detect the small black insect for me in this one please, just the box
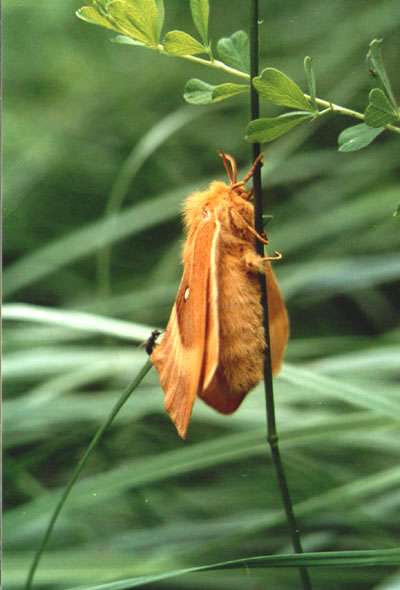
[144,329,161,355]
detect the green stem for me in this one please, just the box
[25,359,153,590]
[156,45,250,79]
[249,2,312,589]
[316,99,365,121]
[315,98,400,133]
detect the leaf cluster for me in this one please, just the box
[77,0,211,55]
[246,39,400,150]
[77,1,400,152]
[77,0,250,100]
[338,39,400,151]
[77,0,164,47]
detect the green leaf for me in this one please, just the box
[154,0,165,41]
[253,68,313,111]
[364,88,399,128]
[183,79,248,104]
[104,0,160,46]
[212,83,249,101]
[112,34,145,46]
[367,39,397,109]
[338,123,384,152]
[83,0,107,10]
[262,214,273,229]
[163,30,207,56]
[57,549,400,589]
[393,204,400,217]
[184,79,215,104]
[77,0,161,45]
[190,0,209,46]
[125,0,160,45]
[76,6,116,32]
[246,112,312,143]
[217,30,250,73]
[304,56,317,112]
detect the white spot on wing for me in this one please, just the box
[184,287,190,300]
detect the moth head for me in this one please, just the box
[183,152,264,233]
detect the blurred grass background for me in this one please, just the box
[3,1,400,589]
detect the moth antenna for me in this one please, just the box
[242,152,264,185]
[261,251,283,261]
[217,150,238,184]
[230,152,264,198]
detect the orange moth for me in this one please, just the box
[151,152,289,438]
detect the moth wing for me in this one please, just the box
[266,262,289,374]
[151,219,220,438]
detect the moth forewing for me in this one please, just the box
[151,217,220,438]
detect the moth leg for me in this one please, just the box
[243,250,266,273]
[260,251,282,261]
[244,249,282,272]
[245,223,269,244]
[243,224,282,261]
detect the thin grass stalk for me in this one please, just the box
[25,359,153,590]
[249,2,312,589]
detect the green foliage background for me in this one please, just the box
[3,1,400,589]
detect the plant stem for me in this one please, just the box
[25,359,153,590]
[249,2,312,589]
[157,45,250,79]
[314,97,400,133]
